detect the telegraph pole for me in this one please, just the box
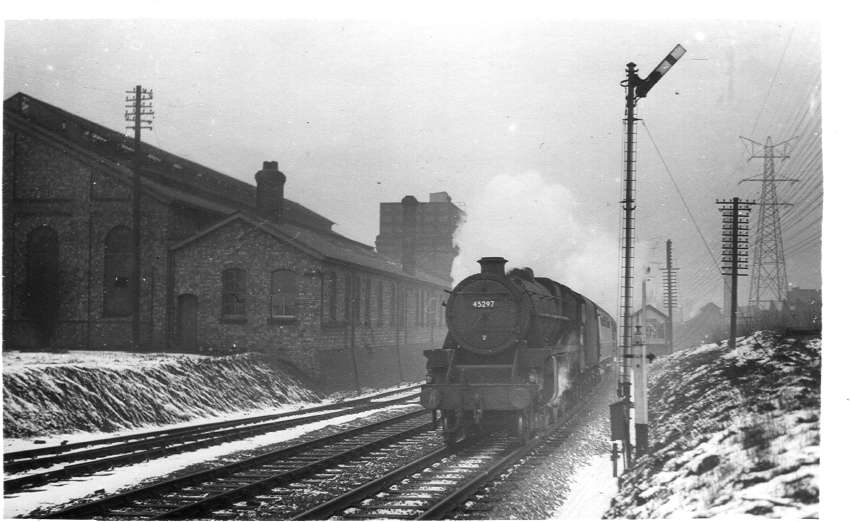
[661,239,678,353]
[125,86,153,348]
[612,44,685,471]
[716,198,754,346]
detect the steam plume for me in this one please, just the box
[451,171,618,314]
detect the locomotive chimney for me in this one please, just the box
[255,161,286,220]
[401,195,419,274]
[477,257,508,277]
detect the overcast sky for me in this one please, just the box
[3,16,824,316]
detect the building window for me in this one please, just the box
[364,278,372,325]
[344,273,353,323]
[222,268,247,319]
[376,281,384,326]
[350,275,361,324]
[324,271,338,323]
[25,226,60,334]
[401,289,410,327]
[271,269,297,319]
[427,296,438,326]
[416,290,426,326]
[389,282,397,326]
[103,226,133,317]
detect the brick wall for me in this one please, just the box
[3,126,210,350]
[172,217,449,389]
[4,120,449,391]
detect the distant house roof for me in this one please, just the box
[700,302,722,313]
[3,92,334,233]
[630,304,668,321]
[171,212,450,287]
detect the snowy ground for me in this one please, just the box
[1,349,421,517]
[3,350,323,438]
[3,404,418,518]
[605,331,821,518]
[4,332,823,519]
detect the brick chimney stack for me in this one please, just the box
[255,161,286,220]
[401,195,419,275]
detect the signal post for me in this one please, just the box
[611,44,685,472]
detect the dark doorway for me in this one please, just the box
[176,294,198,352]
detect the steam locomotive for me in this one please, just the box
[420,257,616,444]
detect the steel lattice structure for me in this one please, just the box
[739,136,797,310]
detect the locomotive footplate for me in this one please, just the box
[420,383,538,411]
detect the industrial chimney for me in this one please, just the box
[255,161,286,220]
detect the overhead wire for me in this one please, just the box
[641,120,721,273]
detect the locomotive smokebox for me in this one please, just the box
[477,257,508,277]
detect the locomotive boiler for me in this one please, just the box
[420,256,616,444]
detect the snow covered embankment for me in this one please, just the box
[3,351,320,438]
[605,332,820,518]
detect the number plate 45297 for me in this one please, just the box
[472,300,496,308]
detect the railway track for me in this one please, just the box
[4,385,420,494]
[36,377,609,520]
[41,409,439,520]
[291,376,612,520]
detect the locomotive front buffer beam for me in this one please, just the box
[420,383,537,411]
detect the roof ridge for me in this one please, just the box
[4,92,334,231]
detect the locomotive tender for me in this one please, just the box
[420,256,616,444]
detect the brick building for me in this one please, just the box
[375,192,464,281]
[3,93,454,390]
[783,287,822,331]
[631,304,671,358]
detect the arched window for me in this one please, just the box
[26,226,60,328]
[222,268,247,318]
[271,269,297,318]
[103,226,133,317]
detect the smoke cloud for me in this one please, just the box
[451,171,619,314]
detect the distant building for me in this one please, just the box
[375,192,464,282]
[679,302,724,347]
[783,287,822,332]
[631,304,671,358]
[3,92,454,390]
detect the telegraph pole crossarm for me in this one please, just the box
[716,198,755,346]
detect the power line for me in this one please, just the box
[641,120,720,272]
[749,27,796,137]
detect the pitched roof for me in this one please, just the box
[172,212,450,287]
[3,92,334,233]
[631,304,668,320]
[5,92,450,288]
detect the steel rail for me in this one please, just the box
[156,419,434,519]
[44,409,429,520]
[291,445,456,520]
[5,384,420,464]
[5,393,420,493]
[418,376,610,519]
